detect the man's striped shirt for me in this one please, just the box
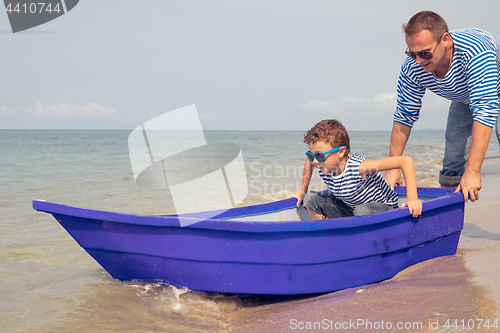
[394,28,500,128]
[318,153,399,209]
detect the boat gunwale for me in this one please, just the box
[32,187,464,232]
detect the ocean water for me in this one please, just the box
[0,129,466,332]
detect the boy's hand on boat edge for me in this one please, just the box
[401,199,422,217]
[287,190,306,208]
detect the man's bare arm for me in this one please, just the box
[457,121,492,202]
[384,122,412,188]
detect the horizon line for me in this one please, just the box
[0,128,447,132]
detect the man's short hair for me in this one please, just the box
[403,11,448,40]
[304,119,350,155]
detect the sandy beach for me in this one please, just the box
[229,144,500,333]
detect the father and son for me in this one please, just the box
[288,11,500,219]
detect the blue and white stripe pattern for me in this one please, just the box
[319,153,399,209]
[394,28,500,128]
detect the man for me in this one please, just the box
[385,11,500,202]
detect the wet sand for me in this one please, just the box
[229,145,500,333]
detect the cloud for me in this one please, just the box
[300,92,450,130]
[372,93,397,105]
[300,100,331,112]
[300,93,397,114]
[199,112,221,121]
[0,102,117,119]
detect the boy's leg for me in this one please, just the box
[303,191,353,219]
[353,202,394,216]
[439,101,473,187]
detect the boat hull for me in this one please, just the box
[84,233,459,295]
[33,187,464,295]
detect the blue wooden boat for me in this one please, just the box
[32,187,464,295]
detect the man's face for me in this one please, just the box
[405,30,448,74]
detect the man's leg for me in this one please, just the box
[303,191,353,219]
[439,101,473,187]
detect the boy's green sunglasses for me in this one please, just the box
[305,145,347,163]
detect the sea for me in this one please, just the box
[0,129,492,332]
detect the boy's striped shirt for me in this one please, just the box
[318,153,399,209]
[394,28,500,128]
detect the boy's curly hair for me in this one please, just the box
[304,119,350,154]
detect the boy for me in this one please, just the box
[288,119,422,219]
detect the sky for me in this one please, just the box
[1,0,499,131]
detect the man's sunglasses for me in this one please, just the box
[405,33,444,60]
[305,145,347,163]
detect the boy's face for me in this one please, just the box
[307,140,346,175]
